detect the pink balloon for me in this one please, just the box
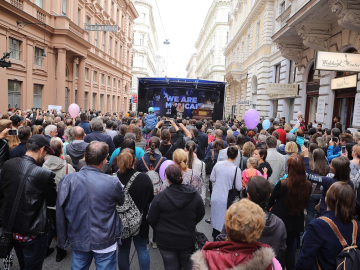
[68,103,80,118]
[159,160,175,181]
[244,109,260,129]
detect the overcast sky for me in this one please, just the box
[151,0,213,78]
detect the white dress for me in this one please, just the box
[210,160,242,232]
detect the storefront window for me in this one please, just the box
[308,96,318,124]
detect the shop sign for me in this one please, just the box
[132,95,138,103]
[353,93,360,127]
[316,97,326,123]
[265,83,298,99]
[237,100,251,105]
[331,75,358,90]
[84,24,119,32]
[315,51,360,72]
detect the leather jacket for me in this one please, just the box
[0,139,9,169]
[56,165,124,251]
[0,155,57,235]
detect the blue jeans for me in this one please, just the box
[117,234,150,270]
[305,194,321,229]
[13,233,48,270]
[71,249,117,270]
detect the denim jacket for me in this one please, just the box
[56,165,124,251]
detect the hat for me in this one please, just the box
[26,109,31,113]
[286,133,296,142]
[148,107,155,113]
[27,135,55,154]
[10,114,21,124]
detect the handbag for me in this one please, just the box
[0,165,34,258]
[227,167,240,209]
[116,172,142,239]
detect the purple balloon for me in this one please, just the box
[159,160,175,181]
[244,109,260,129]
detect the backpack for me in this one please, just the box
[317,217,360,270]
[205,150,215,175]
[142,156,163,195]
[116,172,142,239]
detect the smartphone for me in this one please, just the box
[164,120,170,126]
[332,137,338,143]
[8,129,18,136]
[342,146,346,154]
[304,141,309,148]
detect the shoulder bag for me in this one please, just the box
[227,167,240,209]
[0,165,34,258]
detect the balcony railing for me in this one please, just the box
[10,0,23,9]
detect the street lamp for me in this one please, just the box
[17,20,47,57]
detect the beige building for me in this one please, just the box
[185,53,197,79]
[0,0,137,113]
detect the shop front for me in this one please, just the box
[305,64,320,125]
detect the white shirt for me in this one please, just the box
[92,243,117,254]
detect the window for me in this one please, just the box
[85,67,89,80]
[255,22,260,49]
[108,76,110,85]
[121,15,125,29]
[9,38,21,60]
[34,47,44,66]
[36,0,43,8]
[111,1,114,18]
[115,41,117,60]
[113,78,116,87]
[84,92,88,110]
[62,0,67,15]
[118,80,120,88]
[140,34,145,46]
[274,64,281,83]
[116,9,119,25]
[104,0,107,12]
[92,93,96,109]
[78,9,81,25]
[93,71,97,82]
[100,94,103,111]
[120,45,122,62]
[247,34,251,57]
[86,16,91,42]
[76,64,78,77]
[280,1,285,15]
[289,60,297,84]
[107,95,109,111]
[141,13,146,23]
[95,28,98,47]
[102,31,106,51]
[139,55,144,67]
[101,74,104,84]
[112,95,115,111]
[75,90,77,104]
[127,50,130,66]
[109,36,112,56]
[33,84,42,108]
[241,42,245,62]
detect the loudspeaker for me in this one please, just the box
[213,103,223,121]
[137,99,147,114]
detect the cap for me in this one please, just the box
[10,115,21,124]
[26,109,31,113]
[207,129,212,133]
[27,135,55,154]
[148,107,155,113]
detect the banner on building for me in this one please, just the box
[331,74,358,90]
[237,100,251,105]
[315,51,360,72]
[48,105,62,113]
[265,83,298,99]
[353,93,360,127]
[84,24,119,32]
[316,97,326,123]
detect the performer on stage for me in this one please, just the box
[176,103,184,119]
[171,102,177,118]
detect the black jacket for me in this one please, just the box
[0,139,9,169]
[113,134,125,149]
[117,169,154,238]
[0,155,56,235]
[147,184,205,251]
[196,130,208,160]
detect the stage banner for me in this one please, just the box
[145,88,220,118]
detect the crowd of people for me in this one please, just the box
[0,107,360,270]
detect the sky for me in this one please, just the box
[151,0,213,78]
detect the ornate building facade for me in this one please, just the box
[0,0,137,112]
[194,0,230,82]
[272,0,360,130]
[130,0,159,97]
[186,53,197,79]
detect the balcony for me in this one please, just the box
[226,62,242,74]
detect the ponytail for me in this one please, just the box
[180,161,187,171]
[185,140,196,169]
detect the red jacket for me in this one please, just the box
[275,128,287,145]
[192,241,275,270]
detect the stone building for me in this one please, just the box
[186,53,197,79]
[0,0,137,112]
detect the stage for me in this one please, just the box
[137,77,226,120]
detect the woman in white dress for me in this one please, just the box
[210,145,242,240]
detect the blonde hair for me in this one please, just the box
[247,157,258,169]
[285,142,298,154]
[173,149,188,171]
[316,137,326,148]
[260,129,269,136]
[225,199,265,243]
[353,145,360,166]
[8,134,20,150]
[284,123,292,133]
[242,141,255,157]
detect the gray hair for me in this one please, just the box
[44,125,57,135]
[227,130,233,136]
[64,127,74,142]
[258,134,266,143]
[124,132,136,141]
[90,118,104,131]
[85,141,109,166]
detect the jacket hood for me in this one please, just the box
[277,144,286,155]
[262,212,280,237]
[43,155,66,171]
[164,184,197,209]
[66,142,88,158]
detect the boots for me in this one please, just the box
[56,246,67,262]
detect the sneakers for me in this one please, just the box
[150,239,157,249]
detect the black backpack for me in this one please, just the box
[318,217,360,270]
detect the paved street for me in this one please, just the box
[7,198,212,270]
